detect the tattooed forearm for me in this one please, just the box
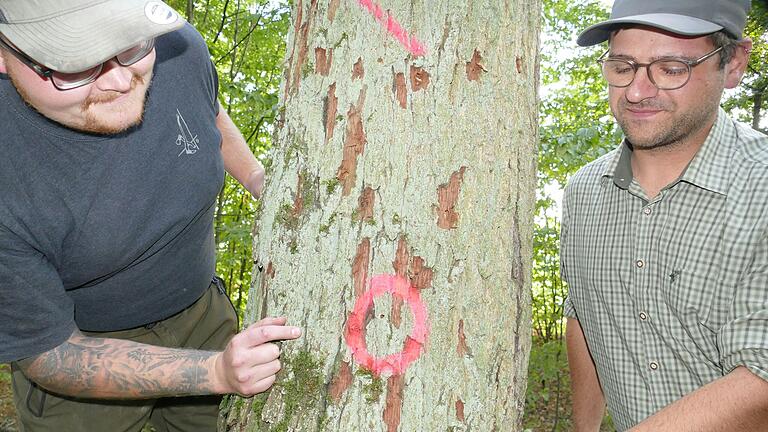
[17,330,220,399]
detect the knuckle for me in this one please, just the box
[229,336,243,350]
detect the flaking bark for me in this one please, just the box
[219,0,540,430]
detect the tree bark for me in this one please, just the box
[186,0,195,24]
[753,89,764,132]
[219,0,540,430]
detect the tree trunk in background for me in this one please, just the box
[220,0,540,430]
[753,89,764,132]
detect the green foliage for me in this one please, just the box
[539,0,619,189]
[722,2,768,132]
[534,3,618,347]
[528,1,768,430]
[523,340,615,431]
[163,0,290,316]
[533,0,768,344]
[524,339,569,431]
[532,205,565,342]
[156,1,766,429]
[534,0,613,344]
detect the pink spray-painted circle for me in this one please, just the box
[344,274,429,377]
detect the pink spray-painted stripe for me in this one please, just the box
[355,0,428,57]
[345,274,429,376]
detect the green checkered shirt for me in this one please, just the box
[561,109,768,431]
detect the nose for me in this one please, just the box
[624,66,658,103]
[94,59,133,92]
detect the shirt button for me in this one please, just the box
[636,260,645,268]
[639,311,648,321]
[649,361,659,371]
[643,207,652,216]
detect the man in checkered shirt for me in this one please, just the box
[561,0,768,430]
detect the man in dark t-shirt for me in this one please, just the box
[0,1,301,430]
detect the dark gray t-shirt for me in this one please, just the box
[0,23,224,363]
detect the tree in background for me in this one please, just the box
[160,1,765,431]
[526,3,616,428]
[219,0,541,430]
[526,1,767,430]
[533,0,614,345]
[533,0,768,350]
[723,1,767,133]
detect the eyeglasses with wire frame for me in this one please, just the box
[0,36,156,91]
[597,46,723,91]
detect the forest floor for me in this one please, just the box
[0,340,613,431]
[523,338,615,431]
[0,365,16,432]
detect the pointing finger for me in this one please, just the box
[253,316,288,327]
[241,324,302,347]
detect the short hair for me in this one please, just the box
[708,30,741,69]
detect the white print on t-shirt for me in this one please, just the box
[176,109,200,157]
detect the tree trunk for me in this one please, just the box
[186,0,195,24]
[753,89,764,132]
[219,0,540,430]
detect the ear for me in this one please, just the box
[723,39,753,89]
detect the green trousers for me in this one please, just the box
[12,279,239,432]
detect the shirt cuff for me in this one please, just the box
[563,296,577,319]
[721,348,768,382]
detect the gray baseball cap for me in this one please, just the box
[0,0,184,73]
[577,0,752,46]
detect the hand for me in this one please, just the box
[213,317,302,396]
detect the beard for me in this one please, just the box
[9,70,150,135]
[614,97,720,152]
[80,73,149,135]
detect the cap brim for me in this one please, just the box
[576,13,723,46]
[0,0,184,73]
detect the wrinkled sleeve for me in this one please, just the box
[718,230,768,382]
[0,225,75,363]
[561,185,578,320]
[206,59,220,114]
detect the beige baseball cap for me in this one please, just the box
[0,0,184,73]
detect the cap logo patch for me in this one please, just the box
[144,2,179,25]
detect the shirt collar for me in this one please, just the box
[599,141,632,189]
[602,108,735,195]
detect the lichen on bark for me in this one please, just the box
[222,0,540,430]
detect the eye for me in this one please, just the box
[655,61,688,76]
[605,60,633,75]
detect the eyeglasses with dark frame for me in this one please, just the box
[0,36,155,91]
[597,46,723,91]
